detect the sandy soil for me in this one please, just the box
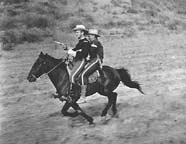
[0,32,186,144]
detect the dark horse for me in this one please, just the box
[27,52,144,124]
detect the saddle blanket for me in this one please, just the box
[88,70,100,83]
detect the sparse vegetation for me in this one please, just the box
[127,7,138,14]
[0,0,29,5]
[0,0,56,50]
[2,1,186,144]
[2,0,186,51]
[69,18,84,30]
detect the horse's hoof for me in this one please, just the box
[51,93,59,98]
[112,113,119,118]
[100,114,111,124]
[77,98,87,104]
[89,121,95,126]
[89,123,96,128]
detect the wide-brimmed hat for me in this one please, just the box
[88,29,100,37]
[73,25,88,32]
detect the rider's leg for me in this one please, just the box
[70,59,86,100]
[71,59,86,84]
[78,85,87,103]
[97,57,105,81]
[78,58,99,103]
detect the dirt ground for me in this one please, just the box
[1,31,186,144]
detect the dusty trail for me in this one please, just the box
[1,33,186,144]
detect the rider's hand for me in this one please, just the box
[63,44,68,50]
[67,49,76,57]
[68,55,74,61]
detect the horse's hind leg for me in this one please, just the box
[61,102,79,117]
[101,92,114,117]
[111,92,118,116]
[71,103,94,124]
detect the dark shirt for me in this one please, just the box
[72,38,90,60]
[89,39,104,61]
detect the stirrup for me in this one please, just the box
[52,93,60,98]
[77,97,87,104]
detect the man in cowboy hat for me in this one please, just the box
[67,24,91,103]
[79,28,104,102]
[87,29,104,62]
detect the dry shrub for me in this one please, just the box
[104,21,116,29]
[83,14,94,23]
[158,15,170,25]
[26,2,59,16]
[123,27,136,37]
[140,1,156,10]
[58,13,73,21]
[117,20,134,27]
[1,0,29,5]
[1,2,55,50]
[1,16,18,30]
[104,20,133,29]
[6,8,20,16]
[1,13,54,30]
[166,20,181,31]
[69,19,84,29]
[78,8,85,14]
[111,0,121,7]
[127,8,138,14]
[145,9,158,17]
[1,27,52,48]
[60,0,68,5]
[21,27,51,42]
[23,13,54,29]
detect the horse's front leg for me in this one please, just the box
[71,102,94,124]
[61,102,79,117]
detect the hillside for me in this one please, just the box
[1,0,186,50]
[1,0,186,144]
[52,0,186,38]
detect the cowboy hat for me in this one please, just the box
[88,29,100,37]
[73,25,88,32]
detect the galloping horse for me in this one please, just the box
[27,52,144,124]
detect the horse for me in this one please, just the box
[27,52,144,124]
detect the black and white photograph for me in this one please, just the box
[0,0,186,144]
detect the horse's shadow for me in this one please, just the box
[47,101,106,118]
[48,111,62,118]
[47,98,133,125]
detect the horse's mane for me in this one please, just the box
[45,54,62,62]
[40,53,66,68]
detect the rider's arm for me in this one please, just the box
[76,42,89,59]
[97,42,104,62]
[72,40,90,59]
[67,49,76,57]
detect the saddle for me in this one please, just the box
[66,58,103,85]
[77,70,100,84]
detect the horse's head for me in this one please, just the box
[27,52,49,82]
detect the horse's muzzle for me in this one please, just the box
[27,74,37,82]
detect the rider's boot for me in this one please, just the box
[52,91,60,98]
[78,85,87,104]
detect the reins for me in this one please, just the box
[33,41,69,80]
[33,58,66,80]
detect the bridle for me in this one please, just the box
[32,57,68,80]
[32,41,69,80]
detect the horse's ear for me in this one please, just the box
[40,52,44,56]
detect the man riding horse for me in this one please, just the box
[79,29,104,102]
[27,25,144,123]
[67,25,104,103]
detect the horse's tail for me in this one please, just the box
[116,68,144,94]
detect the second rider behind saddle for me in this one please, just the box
[67,25,104,103]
